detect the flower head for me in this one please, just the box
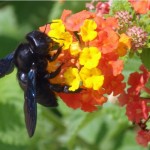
[39,9,125,112]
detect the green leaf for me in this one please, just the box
[110,0,132,15]
[139,12,150,32]
[0,141,26,150]
[140,48,150,71]
[48,1,88,21]
[123,54,142,82]
[0,70,28,146]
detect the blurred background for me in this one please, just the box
[0,1,148,150]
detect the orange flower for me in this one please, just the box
[104,17,118,29]
[129,0,150,14]
[109,60,124,76]
[115,33,131,57]
[39,24,50,34]
[90,28,119,54]
[61,10,95,31]
[94,16,118,31]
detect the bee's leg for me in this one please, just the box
[44,64,62,79]
[47,46,62,62]
[48,83,81,93]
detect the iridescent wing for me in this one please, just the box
[24,63,37,137]
[0,52,15,78]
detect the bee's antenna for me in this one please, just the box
[51,37,65,41]
[43,24,48,33]
[43,23,49,34]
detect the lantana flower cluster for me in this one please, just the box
[40,10,128,112]
[39,0,150,147]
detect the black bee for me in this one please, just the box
[0,30,77,137]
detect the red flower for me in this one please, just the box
[136,130,150,147]
[103,74,125,96]
[119,65,150,145]
[58,92,81,109]
[118,92,129,106]
[119,92,149,124]
[96,2,110,17]
[126,98,149,123]
[58,89,107,112]
[127,65,150,95]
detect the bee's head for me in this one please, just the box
[26,30,53,56]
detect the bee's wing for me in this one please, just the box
[0,52,15,78]
[24,63,37,137]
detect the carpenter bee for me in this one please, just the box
[0,30,77,137]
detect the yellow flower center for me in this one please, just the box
[64,67,81,91]
[79,47,101,69]
[80,19,97,42]
[79,67,104,90]
[48,19,72,50]
[70,42,81,56]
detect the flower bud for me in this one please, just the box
[126,26,148,51]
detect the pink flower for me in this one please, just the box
[96,2,110,17]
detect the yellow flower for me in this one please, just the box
[60,32,73,50]
[70,42,81,56]
[116,33,131,56]
[49,19,65,34]
[48,19,72,50]
[79,67,104,90]
[64,67,81,91]
[79,47,101,69]
[80,19,97,42]
[48,21,64,44]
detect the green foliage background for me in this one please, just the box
[0,1,148,150]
